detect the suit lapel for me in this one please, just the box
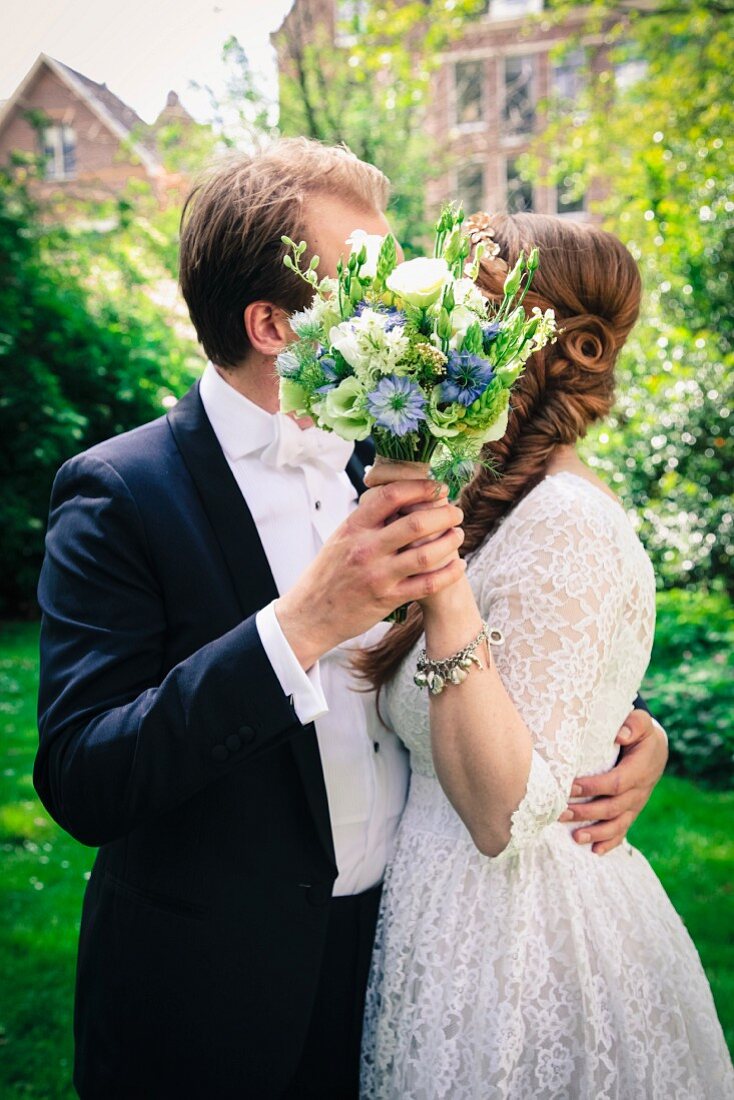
[346,437,375,497]
[167,383,336,872]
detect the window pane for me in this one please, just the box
[42,126,61,180]
[456,163,485,217]
[503,55,535,136]
[61,125,76,177]
[455,60,484,126]
[506,158,533,213]
[551,48,586,103]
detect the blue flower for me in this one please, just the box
[315,356,341,395]
[354,300,408,332]
[439,351,495,407]
[482,322,502,352]
[367,375,427,436]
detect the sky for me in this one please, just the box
[0,0,294,123]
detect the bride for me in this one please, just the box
[358,213,734,1099]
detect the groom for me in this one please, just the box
[35,138,668,1099]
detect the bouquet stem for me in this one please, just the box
[369,454,437,624]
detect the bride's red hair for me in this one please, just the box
[357,211,642,693]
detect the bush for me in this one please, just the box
[0,169,201,615]
[644,587,733,787]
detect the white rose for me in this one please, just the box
[386,257,450,309]
[346,229,385,279]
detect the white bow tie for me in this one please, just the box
[259,413,354,474]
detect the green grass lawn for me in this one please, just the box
[1,621,732,1098]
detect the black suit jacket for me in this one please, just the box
[35,382,374,1099]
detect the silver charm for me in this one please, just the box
[414,621,500,695]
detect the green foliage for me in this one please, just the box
[276,0,488,248]
[0,168,201,614]
[642,587,734,786]
[532,0,734,593]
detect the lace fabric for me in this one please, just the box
[361,472,734,1099]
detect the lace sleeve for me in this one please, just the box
[476,488,630,860]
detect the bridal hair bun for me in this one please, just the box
[555,314,618,371]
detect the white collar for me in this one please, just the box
[199,361,281,461]
[199,362,354,473]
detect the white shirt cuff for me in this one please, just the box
[255,601,329,725]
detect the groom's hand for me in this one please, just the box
[559,709,668,855]
[275,479,465,671]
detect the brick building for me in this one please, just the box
[0,54,193,204]
[273,0,623,220]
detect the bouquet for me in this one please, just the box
[276,204,556,496]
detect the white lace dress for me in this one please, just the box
[361,472,734,1100]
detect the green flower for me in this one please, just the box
[425,384,467,439]
[463,383,510,442]
[315,376,373,441]
[279,378,310,416]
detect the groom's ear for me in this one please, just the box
[243,301,292,357]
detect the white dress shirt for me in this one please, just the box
[199,363,409,896]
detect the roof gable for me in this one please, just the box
[0,53,162,175]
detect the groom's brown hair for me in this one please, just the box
[179,138,390,368]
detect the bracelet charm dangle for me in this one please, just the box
[414,623,504,695]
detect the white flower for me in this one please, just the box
[386,257,450,309]
[329,309,410,381]
[452,277,488,316]
[449,304,479,348]
[290,292,341,338]
[346,229,385,279]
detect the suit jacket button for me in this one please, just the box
[237,725,256,744]
[211,744,228,762]
[225,733,242,752]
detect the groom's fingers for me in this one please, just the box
[396,556,467,603]
[392,525,465,579]
[357,480,448,528]
[615,707,653,746]
[379,503,464,554]
[569,814,634,856]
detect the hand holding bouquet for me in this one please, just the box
[276,204,556,497]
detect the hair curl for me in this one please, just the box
[358,212,642,694]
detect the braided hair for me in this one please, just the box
[357,211,642,693]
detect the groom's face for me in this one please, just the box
[302,194,399,280]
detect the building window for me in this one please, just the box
[456,163,485,217]
[454,59,484,127]
[488,0,542,18]
[551,48,587,104]
[506,158,533,213]
[42,124,76,180]
[556,172,586,216]
[503,55,535,137]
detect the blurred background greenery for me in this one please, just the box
[0,0,731,1094]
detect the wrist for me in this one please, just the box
[274,593,335,672]
[421,574,477,626]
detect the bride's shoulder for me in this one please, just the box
[470,471,646,571]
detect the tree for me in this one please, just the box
[530,0,734,592]
[0,162,201,613]
[275,0,487,247]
